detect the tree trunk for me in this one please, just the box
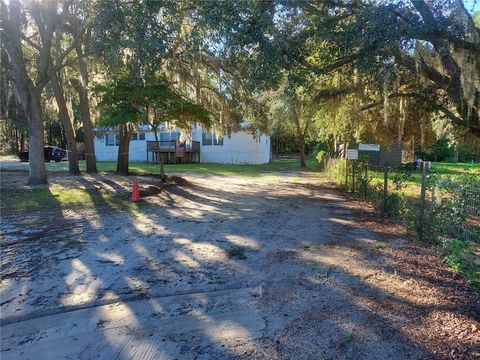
[10,81,47,184]
[14,128,19,153]
[299,133,306,168]
[51,74,80,175]
[2,0,69,185]
[343,136,349,159]
[71,30,97,173]
[152,126,166,181]
[20,131,26,152]
[147,106,166,181]
[71,73,97,173]
[79,89,97,173]
[116,124,132,175]
[26,89,47,185]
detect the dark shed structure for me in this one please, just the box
[358,142,403,166]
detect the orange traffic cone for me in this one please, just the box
[131,177,140,202]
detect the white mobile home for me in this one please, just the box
[94,124,271,165]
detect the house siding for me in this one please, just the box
[94,127,271,165]
[94,132,156,162]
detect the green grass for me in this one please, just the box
[363,162,480,196]
[430,162,480,175]
[0,188,141,213]
[43,158,313,176]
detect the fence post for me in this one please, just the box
[364,161,368,200]
[383,163,388,214]
[345,159,348,190]
[418,163,428,242]
[352,161,356,193]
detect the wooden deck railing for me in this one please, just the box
[146,140,200,152]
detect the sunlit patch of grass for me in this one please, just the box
[42,159,315,177]
[0,187,135,213]
[367,162,480,194]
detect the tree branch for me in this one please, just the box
[20,34,41,52]
[360,91,468,129]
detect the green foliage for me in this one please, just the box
[202,0,480,137]
[315,151,328,171]
[92,0,183,74]
[426,171,480,242]
[421,138,455,162]
[442,239,479,289]
[324,158,347,185]
[93,72,211,128]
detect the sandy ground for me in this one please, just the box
[0,155,28,170]
[1,171,479,359]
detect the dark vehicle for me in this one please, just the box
[19,146,66,163]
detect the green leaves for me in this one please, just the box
[92,0,182,74]
[93,72,211,128]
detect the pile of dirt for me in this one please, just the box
[169,175,190,186]
[139,185,162,197]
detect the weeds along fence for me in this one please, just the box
[324,157,480,288]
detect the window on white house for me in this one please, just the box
[160,132,170,142]
[105,134,115,146]
[130,132,145,141]
[213,134,223,146]
[202,132,213,146]
[203,131,223,146]
[171,132,180,141]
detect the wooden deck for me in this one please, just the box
[146,140,200,164]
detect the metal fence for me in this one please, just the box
[464,188,480,220]
[325,158,480,244]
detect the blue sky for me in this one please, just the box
[463,0,479,13]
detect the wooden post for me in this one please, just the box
[383,163,388,214]
[345,159,348,190]
[364,161,368,200]
[352,161,356,193]
[418,163,428,242]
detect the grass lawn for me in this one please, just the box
[44,158,315,176]
[429,162,480,175]
[365,162,480,195]
[0,187,144,214]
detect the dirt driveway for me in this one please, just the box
[1,172,479,359]
[0,155,28,170]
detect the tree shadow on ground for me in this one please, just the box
[1,173,479,359]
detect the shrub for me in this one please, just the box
[442,238,480,289]
[316,151,327,171]
[325,158,346,184]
